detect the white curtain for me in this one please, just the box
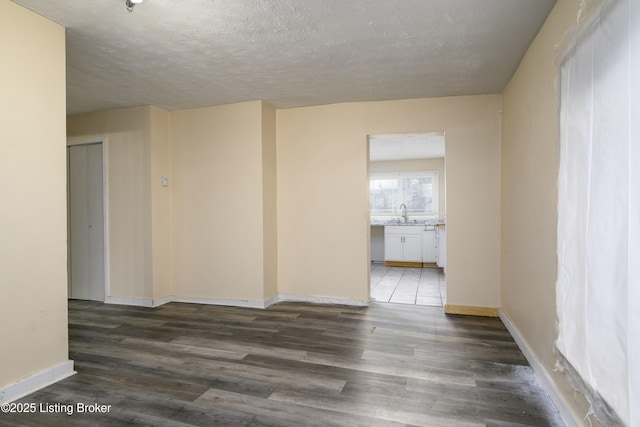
[556,0,639,425]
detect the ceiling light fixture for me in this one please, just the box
[125,0,143,13]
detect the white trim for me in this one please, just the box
[105,296,154,307]
[499,310,581,427]
[0,361,75,404]
[104,296,175,308]
[151,295,174,307]
[267,294,370,308]
[171,296,268,309]
[264,294,281,307]
[105,295,268,309]
[102,139,111,301]
[103,294,370,310]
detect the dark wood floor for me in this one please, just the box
[1,300,563,426]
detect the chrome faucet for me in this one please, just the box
[399,203,408,223]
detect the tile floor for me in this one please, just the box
[370,262,446,306]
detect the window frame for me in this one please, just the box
[369,171,439,220]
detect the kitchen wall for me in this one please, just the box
[0,1,71,394]
[370,157,446,217]
[277,95,501,308]
[501,0,595,423]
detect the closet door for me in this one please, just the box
[68,143,104,301]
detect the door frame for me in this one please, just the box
[365,132,448,305]
[67,137,110,301]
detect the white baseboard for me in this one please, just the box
[171,296,268,309]
[104,295,175,307]
[264,294,281,307]
[0,360,75,404]
[151,295,174,307]
[105,296,154,307]
[105,293,369,310]
[107,295,268,309]
[499,310,581,427]
[267,293,369,308]
[105,295,178,308]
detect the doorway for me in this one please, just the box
[67,142,105,301]
[368,133,446,306]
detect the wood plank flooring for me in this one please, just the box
[1,301,563,426]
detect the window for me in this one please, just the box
[370,171,438,218]
[556,0,639,425]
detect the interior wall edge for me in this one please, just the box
[1,0,69,390]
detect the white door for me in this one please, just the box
[384,234,404,261]
[68,143,105,301]
[402,235,422,262]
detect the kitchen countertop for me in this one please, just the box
[370,219,446,226]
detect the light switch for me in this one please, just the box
[160,176,169,187]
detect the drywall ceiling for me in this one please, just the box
[12,0,556,115]
[369,133,445,161]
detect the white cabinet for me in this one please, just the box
[384,226,422,263]
[436,225,446,270]
[385,234,404,261]
[402,235,422,262]
[383,225,444,266]
[422,227,437,263]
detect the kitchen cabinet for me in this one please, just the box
[384,226,422,263]
[422,226,437,263]
[436,224,446,270]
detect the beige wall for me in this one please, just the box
[170,101,268,302]
[277,104,370,302]
[65,95,499,313]
[277,96,501,307]
[68,101,277,305]
[261,102,278,300]
[370,157,446,218]
[149,106,172,300]
[68,107,154,300]
[501,0,594,423]
[67,97,498,309]
[3,0,604,417]
[0,1,69,387]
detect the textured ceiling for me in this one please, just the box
[12,0,556,115]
